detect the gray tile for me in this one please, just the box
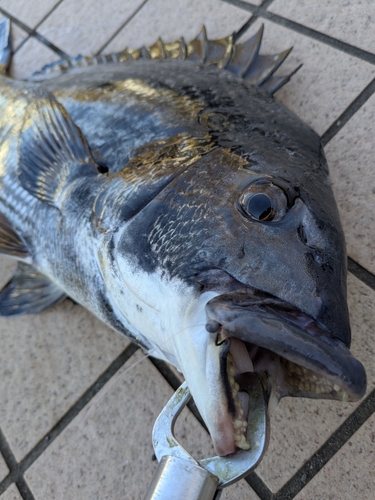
[0,256,17,290]
[105,0,252,53]
[0,282,129,461]
[254,273,375,492]
[0,14,28,50]
[0,0,60,29]
[0,452,9,483]
[242,19,375,135]
[11,37,60,79]
[221,479,261,500]
[295,412,375,500]
[37,0,148,56]
[325,92,375,275]
[0,484,22,500]
[25,350,261,499]
[0,0,60,49]
[241,0,263,5]
[270,0,375,54]
[24,352,202,499]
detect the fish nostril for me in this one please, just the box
[313,249,325,265]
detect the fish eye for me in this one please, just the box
[239,180,289,222]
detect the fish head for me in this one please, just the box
[111,104,366,456]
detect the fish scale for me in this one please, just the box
[0,17,366,461]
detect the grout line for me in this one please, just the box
[96,0,150,55]
[13,0,66,55]
[321,77,375,146]
[222,0,375,65]
[348,259,375,292]
[221,0,276,40]
[19,343,138,472]
[261,11,375,65]
[245,471,274,500]
[15,477,35,500]
[0,6,69,59]
[0,342,138,495]
[275,388,375,499]
[0,427,19,495]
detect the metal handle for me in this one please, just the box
[144,456,218,500]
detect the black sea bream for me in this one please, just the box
[0,19,366,456]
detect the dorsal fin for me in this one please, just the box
[0,18,11,75]
[0,262,67,316]
[19,88,99,207]
[30,24,300,95]
[0,213,30,260]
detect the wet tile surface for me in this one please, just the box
[243,18,375,135]
[294,412,375,500]
[0,484,22,500]
[0,256,129,461]
[105,0,251,53]
[270,0,375,54]
[254,272,375,492]
[325,92,375,275]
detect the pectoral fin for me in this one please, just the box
[0,262,67,316]
[19,89,100,208]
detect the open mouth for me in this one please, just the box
[205,289,367,454]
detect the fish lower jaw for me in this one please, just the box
[226,343,253,452]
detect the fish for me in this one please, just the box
[0,18,366,458]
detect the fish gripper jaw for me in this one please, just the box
[144,372,268,500]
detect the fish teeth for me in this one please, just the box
[234,434,251,450]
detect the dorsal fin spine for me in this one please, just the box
[30,23,300,94]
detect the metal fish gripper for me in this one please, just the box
[144,372,269,500]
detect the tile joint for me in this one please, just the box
[0,343,138,497]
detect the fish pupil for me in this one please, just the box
[247,193,273,221]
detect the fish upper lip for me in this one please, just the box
[205,289,367,401]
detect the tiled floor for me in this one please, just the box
[0,0,374,499]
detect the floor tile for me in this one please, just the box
[0,14,28,50]
[324,92,375,275]
[105,0,252,53]
[0,256,17,290]
[24,350,260,500]
[231,0,263,5]
[37,0,147,57]
[0,0,60,49]
[24,351,235,499]
[270,0,375,54]
[0,259,129,461]
[294,412,375,500]
[254,272,375,492]
[11,37,60,79]
[221,479,261,500]
[243,18,375,135]
[0,453,9,483]
[0,0,60,29]
[0,484,22,500]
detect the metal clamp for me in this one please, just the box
[144,372,268,499]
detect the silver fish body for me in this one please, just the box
[0,20,366,457]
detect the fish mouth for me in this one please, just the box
[204,288,366,455]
